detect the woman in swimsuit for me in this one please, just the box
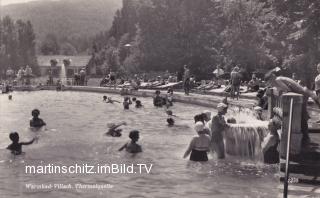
[183,122,211,162]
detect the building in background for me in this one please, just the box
[37,55,91,77]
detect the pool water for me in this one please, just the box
[0,91,279,198]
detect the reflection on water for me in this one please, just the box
[0,91,279,198]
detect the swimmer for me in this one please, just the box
[118,130,142,153]
[166,110,177,117]
[105,122,127,137]
[210,103,229,159]
[183,122,210,162]
[7,132,37,155]
[166,88,174,107]
[30,109,46,128]
[123,97,132,110]
[8,95,12,100]
[153,90,163,107]
[227,118,237,124]
[106,97,120,104]
[103,95,107,101]
[135,100,143,108]
[132,97,137,102]
[167,118,175,127]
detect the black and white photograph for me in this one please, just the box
[0,0,320,197]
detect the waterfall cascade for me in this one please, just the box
[224,106,269,159]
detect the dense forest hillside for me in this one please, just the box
[2,0,122,42]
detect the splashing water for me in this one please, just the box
[60,62,67,85]
[224,106,269,160]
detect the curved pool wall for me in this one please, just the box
[61,86,256,109]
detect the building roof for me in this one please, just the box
[37,55,91,67]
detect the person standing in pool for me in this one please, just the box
[210,103,229,159]
[183,122,211,162]
[30,109,46,128]
[123,97,132,110]
[119,130,142,153]
[7,132,37,155]
[262,117,281,164]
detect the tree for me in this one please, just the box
[40,33,60,55]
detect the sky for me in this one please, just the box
[1,0,57,6]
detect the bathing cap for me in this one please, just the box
[194,121,204,132]
[217,103,228,112]
[254,106,262,111]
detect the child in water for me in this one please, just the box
[118,130,142,153]
[105,122,127,137]
[183,122,211,161]
[135,100,143,108]
[7,132,37,155]
[30,109,46,128]
[123,97,132,109]
[167,118,175,127]
[166,88,174,107]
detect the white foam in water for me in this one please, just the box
[225,107,269,160]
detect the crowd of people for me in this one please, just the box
[5,64,320,165]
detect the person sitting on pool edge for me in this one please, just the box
[123,97,132,110]
[105,122,127,137]
[265,68,320,147]
[183,122,211,162]
[118,130,142,153]
[7,132,37,155]
[30,109,46,128]
[210,103,229,159]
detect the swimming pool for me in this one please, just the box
[0,91,279,198]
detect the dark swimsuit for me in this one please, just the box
[190,149,208,162]
[264,143,279,164]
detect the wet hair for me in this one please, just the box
[31,109,40,117]
[132,97,137,102]
[103,96,107,100]
[9,132,19,142]
[135,100,142,107]
[194,113,205,123]
[227,118,237,124]
[256,89,266,98]
[167,118,175,126]
[129,130,139,140]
